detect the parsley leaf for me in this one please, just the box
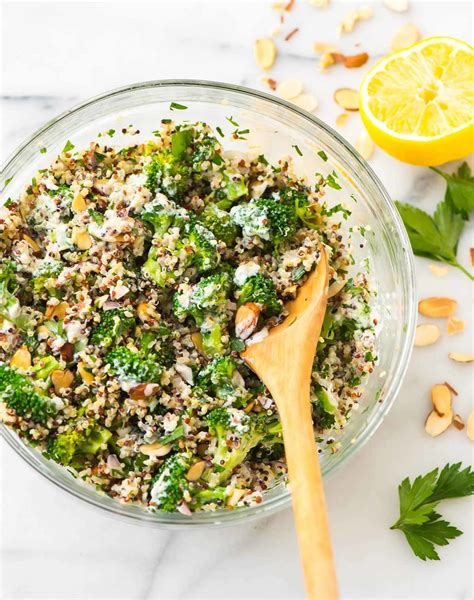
[431,162,474,218]
[391,463,474,561]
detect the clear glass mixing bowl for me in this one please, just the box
[0,80,416,527]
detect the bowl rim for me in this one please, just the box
[0,79,417,527]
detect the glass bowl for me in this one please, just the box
[0,80,416,527]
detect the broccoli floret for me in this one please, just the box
[204,408,268,487]
[138,196,189,236]
[0,364,56,423]
[278,185,319,229]
[197,356,247,402]
[47,423,112,467]
[0,260,21,325]
[230,198,297,248]
[187,223,220,272]
[32,356,60,381]
[237,274,282,317]
[311,398,336,431]
[149,452,229,512]
[215,172,248,210]
[89,308,135,348]
[199,204,238,246]
[173,272,232,356]
[144,151,191,200]
[31,261,64,298]
[142,245,188,288]
[105,347,162,384]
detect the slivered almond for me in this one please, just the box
[334,88,359,111]
[425,410,452,437]
[453,414,464,430]
[139,442,172,457]
[10,346,31,370]
[431,384,452,417]
[276,79,304,100]
[342,52,369,68]
[414,323,440,347]
[337,6,373,36]
[355,130,375,160]
[448,352,474,363]
[78,362,94,385]
[467,412,474,441]
[71,193,87,213]
[293,93,318,112]
[319,52,336,71]
[191,331,204,353]
[313,42,338,54]
[255,38,277,71]
[45,301,69,320]
[447,317,464,335]
[51,369,74,394]
[418,297,457,318]
[235,303,260,340]
[383,0,409,11]
[429,264,448,277]
[23,234,40,253]
[129,383,160,400]
[186,460,207,482]
[336,113,349,127]
[390,23,420,52]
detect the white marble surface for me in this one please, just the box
[1,2,473,599]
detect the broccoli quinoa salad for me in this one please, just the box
[0,117,377,514]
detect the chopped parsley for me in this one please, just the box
[169,102,188,111]
[62,140,75,153]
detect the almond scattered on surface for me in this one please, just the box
[355,130,375,160]
[383,0,409,11]
[255,38,277,71]
[453,414,465,430]
[336,113,349,127]
[429,264,448,277]
[390,23,420,52]
[261,76,278,90]
[470,248,474,266]
[425,410,452,437]
[313,41,338,54]
[319,52,336,71]
[448,352,474,363]
[431,384,452,417]
[447,317,464,335]
[334,88,359,111]
[308,0,330,6]
[293,93,319,112]
[467,412,474,441]
[418,297,457,318]
[342,52,369,68]
[414,323,440,347]
[276,79,304,100]
[337,6,373,36]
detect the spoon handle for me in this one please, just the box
[277,381,339,600]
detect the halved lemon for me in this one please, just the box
[360,37,474,166]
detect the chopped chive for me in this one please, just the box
[216,126,224,137]
[40,147,47,154]
[226,116,239,127]
[317,150,328,162]
[257,154,269,166]
[4,198,13,207]
[4,177,13,187]
[212,154,224,166]
[161,119,172,124]
[238,129,250,136]
[169,102,188,111]
[62,140,75,153]
[106,129,116,137]
[94,152,106,162]
[326,172,342,190]
[292,265,306,281]
[292,144,303,156]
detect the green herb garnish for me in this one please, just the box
[216,126,224,138]
[40,147,47,154]
[430,162,474,218]
[293,144,303,157]
[62,140,75,153]
[226,116,239,127]
[169,102,188,111]
[391,463,474,561]
[318,150,328,162]
[326,171,342,190]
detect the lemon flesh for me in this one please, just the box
[360,37,474,166]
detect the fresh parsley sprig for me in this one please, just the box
[396,162,474,281]
[391,463,474,561]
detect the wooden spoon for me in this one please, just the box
[241,247,338,600]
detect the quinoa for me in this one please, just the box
[0,120,377,514]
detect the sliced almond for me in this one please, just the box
[335,113,349,127]
[425,410,452,437]
[429,264,448,277]
[334,88,359,111]
[78,361,94,385]
[51,369,74,394]
[45,301,69,320]
[235,302,260,340]
[337,6,373,36]
[186,460,207,482]
[443,381,458,396]
[293,93,318,112]
[453,414,465,430]
[276,79,304,100]
[319,52,336,71]
[23,234,40,253]
[414,323,440,347]
[191,331,204,353]
[447,317,464,335]
[467,412,474,441]
[431,384,452,417]
[390,23,420,52]
[72,227,92,250]
[10,346,32,370]
[71,193,87,213]
[129,383,160,400]
[343,52,369,68]
[418,297,457,318]
[139,442,172,457]
[448,352,474,363]
[313,41,338,54]
[255,38,277,71]
[355,130,375,160]
[383,0,409,12]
